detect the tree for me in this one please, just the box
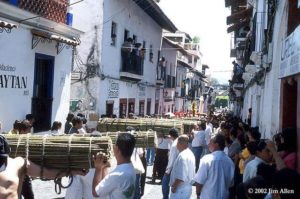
[192,36,200,44]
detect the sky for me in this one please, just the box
[158,0,233,84]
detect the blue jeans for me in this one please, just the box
[192,146,203,172]
[134,174,141,199]
[146,147,155,164]
[162,174,170,199]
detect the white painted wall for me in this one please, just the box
[71,0,164,117]
[0,25,73,132]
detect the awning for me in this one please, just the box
[225,0,247,8]
[227,18,250,33]
[177,59,193,69]
[226,7,253,25]
[31,29,80,46]
[0,19,17,32]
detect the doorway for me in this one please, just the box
[106,101,114,117]
[147,98,151,115]
[119,98,127,118]
[281,79,297,128]
[32,54,54,132]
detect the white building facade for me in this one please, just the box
[70,0,176,119]
[0,1,81,132]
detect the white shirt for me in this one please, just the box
[157,137,172,149]
[95,163,136,199]
[243,156,266,182]
[205,125,212,146]
[191,130,206,147]
[193,151,234,199]
[170,148,195,188]
[165,138,179,174]
[65,169,99,199]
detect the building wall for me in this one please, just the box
[71,0,162,117]
[0,26,73,132]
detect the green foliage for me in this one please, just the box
[215,96,229,108]
[193,36,200,43]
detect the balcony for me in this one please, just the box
[4,0,68,24]
[120,47,144,81]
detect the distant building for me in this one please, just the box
[70,0,176,119]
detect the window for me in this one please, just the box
[133,35,137,44]
[111,22,117,46]
[124,29,129,42]
[149,44,153,62]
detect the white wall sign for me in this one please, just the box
[108,81,119,98]
[139,86,146,97]
[279,25,300,78]
[0,64,28,89]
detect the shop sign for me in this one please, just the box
[139,86,145,97]
[108,80,119,98]
[279,25,300,78]
[0,64,27,89]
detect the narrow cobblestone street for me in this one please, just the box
[32,165,197,199]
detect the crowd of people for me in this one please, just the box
[0,111,299,199]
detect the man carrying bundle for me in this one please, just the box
[0,135,86,199]
[93,133,136,199]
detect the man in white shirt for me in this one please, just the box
[170,135,195,199]
[93,133,136,199]
[203,117,213,155]
[162,128,179,199]
[193,134,235,199]
[191,122,206,171]
[243,140,272,182]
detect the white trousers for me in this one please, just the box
[169,184,192,199]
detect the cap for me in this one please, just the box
[0,135,10,157]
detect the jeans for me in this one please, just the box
[192,146,203,172]
[146,147,155,164]
[134,174,141,199]
[162,174,170,199]
[169,184,192,199]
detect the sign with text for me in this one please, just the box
[108,80,119,98]
[139,86,146,97]
[279,25,300,78]
[0,64,28,90]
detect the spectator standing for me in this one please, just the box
[193,134,235,199]
[68,116,83,134]
[64,113,74,134]
[162,128,179,199]
[92,133,136,199]
[191,122,206,171]
[170,135,195,199]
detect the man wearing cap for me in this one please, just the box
[0,135,86,199]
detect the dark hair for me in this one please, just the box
[249,127,261,141]
[77,113,85,118]
[257,163,276,185]
[0,135,10,157]
[212,134,226,150]
[281,127,296,153]
[230,128,238,138]
[71,116,82,126]
[13,120,21,129]
[198,122,206,130]
[247,141,258,155]
[25,114,34,121]
[169,128,179,139]
[51,121,62,131]
[116,133,135,158]
[66,113,74,122]
[256,140,267,152]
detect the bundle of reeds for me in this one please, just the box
[4,134,112,170]
[97,118,183,136]
[97,130,157,148]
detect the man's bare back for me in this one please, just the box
[0,157,25,199]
